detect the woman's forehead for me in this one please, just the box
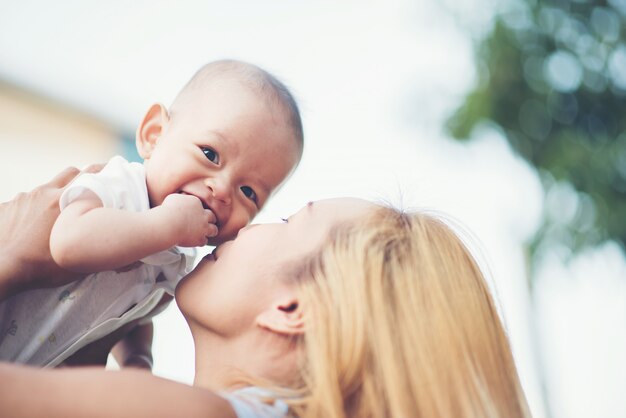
[294,198,374,223]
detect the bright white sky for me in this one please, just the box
[0,1,624,417]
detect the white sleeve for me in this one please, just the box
[220,388,289,418]
[59,155,149,212]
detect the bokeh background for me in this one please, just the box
[1,1,624,417]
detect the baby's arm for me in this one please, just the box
[50,193,217,273]
[110,294,173,370]
[111,322,154,370]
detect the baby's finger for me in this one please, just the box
[204,209,217,224]
[206,223,218,239]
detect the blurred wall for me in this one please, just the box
[0,80,121,201]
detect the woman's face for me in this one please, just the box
[176,197,373,336]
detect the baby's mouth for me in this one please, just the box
[199,199,210,210]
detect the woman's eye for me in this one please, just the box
[201,147,219,164]
[241,186,258,205]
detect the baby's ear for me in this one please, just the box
[256,296,304,337]
[136,103,169,159]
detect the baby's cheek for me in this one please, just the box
[231,212,254,237]
[208,209,253,245]
[207,233,230,246]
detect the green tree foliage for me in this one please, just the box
[448,0,626,261]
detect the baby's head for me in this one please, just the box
[135,60,303,245]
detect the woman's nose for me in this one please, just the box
[240,224,259,233]
[234,223,258,239]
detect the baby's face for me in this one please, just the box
[141,78,301,245]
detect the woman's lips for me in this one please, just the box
[205,246,218,261]
[205,253,215,261]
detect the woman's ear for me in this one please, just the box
[256,296,304,337]
[136,103,169,159]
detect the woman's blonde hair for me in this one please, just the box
[289,206,531,418]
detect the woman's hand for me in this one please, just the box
[0,164,103,300]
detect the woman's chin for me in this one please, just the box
[181,253,215,283]
[175,255,215,309]
[175,268,200,300]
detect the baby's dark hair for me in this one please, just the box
[171,59,303,151]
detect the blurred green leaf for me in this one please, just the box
[448,0,626,265]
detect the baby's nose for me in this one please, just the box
[206,179,231,204]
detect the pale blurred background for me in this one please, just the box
[0,1,624,417]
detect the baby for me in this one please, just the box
[0,60,303,369]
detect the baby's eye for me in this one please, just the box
[241,186,258,205]
[201,147,219,164]
[280,217,289,223]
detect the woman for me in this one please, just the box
[0,184,531,417]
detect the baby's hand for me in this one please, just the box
[161,194,217,247]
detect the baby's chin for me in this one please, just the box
[206,230,236,247]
